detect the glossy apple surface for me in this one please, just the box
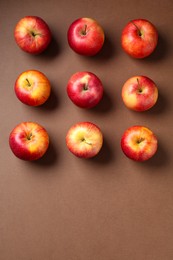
[67,17,105,56]
[122,75,158,111]
[67,71,103,108]
[121,125,158,161]
[9,122,49,161]
[14,16,52,54]
[15,70,51,106]
[121,19,158,58]
[66,122,103,158]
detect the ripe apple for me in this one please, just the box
[67,71,104,108]
[66,122,103,158]
[9,122,49,161]
[121,125,158,161]
[67,17,105,56]
[14,16,52,54]
[15,70,51,106]
[121,19,158,58]
[122,75,158,111]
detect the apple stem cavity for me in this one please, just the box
[131,21,142,37]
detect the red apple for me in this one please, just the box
[14,16,52,54]
[9,122,49,161]
[67,17,105,56]
[121,125,158,161]
[122,75,158,111]
[15,70,51,106]
[66,122,103,158]
[67,71,103,108]
[121,19,158,58]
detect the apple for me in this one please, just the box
[15,70,51,106]
[9,122,49,161]
[67,17,105,56]
[67,71,104,108]
[66,122,103,158]
[14,16,52,54]
[121,19,158,58]
[122,75,158,111]
[121,125,158,161]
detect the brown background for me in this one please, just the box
[0,0,173,259]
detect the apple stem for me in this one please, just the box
[137,78,142,93]
[83,83,88,91]
[26,78,31,87]
[137,137,145,144]
[27,133,32,140]
[131,21,142,37]
[81,24,87,35]
[31,31,36,37]
[82,138,92,145]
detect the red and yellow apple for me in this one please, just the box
[15,70,51,106]
[9,122,49,161]
[67,17,105,56]
[121,125,158,161]
[122,75,158,111]
[121,19,158,58]
[66,122,103,158]
[67,71,104,108]
[14,16,52,54]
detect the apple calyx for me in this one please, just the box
[131,21,142,37]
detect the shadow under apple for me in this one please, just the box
[83,33,116,62]
[40,34,60,59]
[90,137,115,165]
[31,140,58,167]
[143,89,169,115]
[138,32,169,62]
[140,140,169,168]
[37,84,59,111]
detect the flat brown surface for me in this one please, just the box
[1,0,173,259]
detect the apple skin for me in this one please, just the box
[67,71,104,108]
[67,17,105,56]
[122,75,158,111]
[121,19,158,58]
[15,70,51,106]
[121,125,158,161]
[14,16,52,54]
[66,122,103,158]
[9,122,49,161]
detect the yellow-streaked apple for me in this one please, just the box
[67,17,105,56]
[14,16,52,54]
[66,122,103,158]
[121,19,158,58]
[67,71,104,108]
[9,122,49,161]
[122,75,158,111]
[15,70,51,106]
[121,125,158,161]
